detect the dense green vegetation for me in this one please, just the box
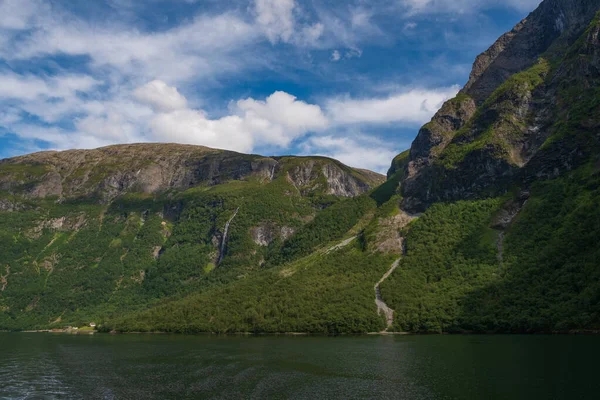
[461,165,600,332]
[104,245,394,334]
[379,199,502,333]
[379,165,600,333]
[0,166,384,332]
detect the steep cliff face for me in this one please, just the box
[399,0,600,211]
[0,144,383,203]
[463,0,600,104]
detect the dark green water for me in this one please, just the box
[0,333,598,399]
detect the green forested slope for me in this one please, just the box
[378,164,600,333]
[105,245,395,334]
[0,151,387,331]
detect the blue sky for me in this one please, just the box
[0,0,541,172]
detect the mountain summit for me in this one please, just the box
[395,0,600,212]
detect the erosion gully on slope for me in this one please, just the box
[375,258,401,332]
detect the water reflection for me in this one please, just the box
[0,334,598,399]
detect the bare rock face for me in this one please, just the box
[0,144,383,203]
[373,212,415,254]
[405,95,477,187]
[491,192,530,230]
[250,223,296,246]
[287,160,320,191]
[322,163,371,197]
[395,0,600,212]
[285,159,383,197]
[463,0,600,104]
[0,199,21,212]
[26,213,87,239]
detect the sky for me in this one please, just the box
[0,0,541,173]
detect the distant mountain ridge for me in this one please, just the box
[0,143,384,204]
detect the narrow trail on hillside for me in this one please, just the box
[218,208,239,265]
[325,236,356,254]
[375,258,402,331]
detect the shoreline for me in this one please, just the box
[4,329,600,336]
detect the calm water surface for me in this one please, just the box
[0,333,598,399]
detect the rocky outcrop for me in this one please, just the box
[463,0,600,104]
[373,212,415,254]
[26,214,87,239]
[250,223,295,246]
[0,199,24,212]
[322,163,372,197]
[396,0,600,212]
[285,158,383,197]
[0,144,383,203]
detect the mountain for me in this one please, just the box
[0,144,391,332]
[383,0,600,333]
[399,0,600,211]
[1,0,599,334]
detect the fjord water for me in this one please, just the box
[0,334,597,399]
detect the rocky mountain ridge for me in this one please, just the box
[398,0,600,211]
[0,143,384,204]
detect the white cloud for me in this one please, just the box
[6,13,260,84]
[252,0,324,46]
[303,134,402,173]
[149,110,254,153]
[0,73,101,123]
[0,72,458,166]
[0,0,46,30]
[326,86,460,125]
[14,81,328,155]
[331,50,341,62]
[0,73,99,101]
[254,0,296,44]
[144,89,327,153]
[133,80,188,112]
[236,91,328,147]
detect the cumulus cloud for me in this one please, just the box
[145,89,327,152]
[302,134,403,174]
[65,83,327,154]
[326,86,460,125]
[149,110,253,153]
[133,80,188,112]
[236,91,328,147]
